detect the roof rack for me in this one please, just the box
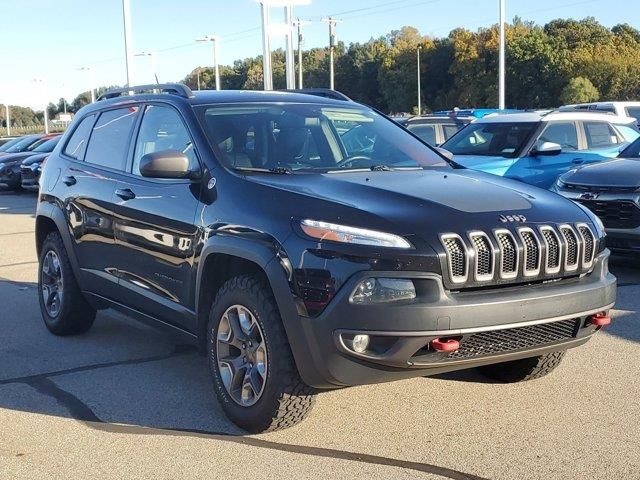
[278,88,351,101]
[97,83,194,101]
[548,107,615,116]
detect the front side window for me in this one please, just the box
[407,124,437,145]
[538,122,578,151]
[133,105,198,175]
[442,122,537,158]
[198,104,446,172]
[583,121,620,149]
[64,115,95,160]
[84,107,139,170]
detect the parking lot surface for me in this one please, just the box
[0,191,639,480]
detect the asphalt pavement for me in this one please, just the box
[0,191,638,480]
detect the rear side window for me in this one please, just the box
[84,107,139,170]
[539,122,578,151]
[64,115,96,160]
[583,121,619,149]
[442,124,461,141]
[407,124,437,145]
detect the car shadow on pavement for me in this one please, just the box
[0,278,491,480]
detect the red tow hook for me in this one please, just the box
[588,312,611,327]
[431,338,460,352]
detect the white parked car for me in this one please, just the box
[559,101,640,126]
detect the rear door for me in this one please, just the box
[517,120,582,188]
[110,104,202,332]
[60,107,140,298]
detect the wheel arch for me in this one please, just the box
[35,205,82,280]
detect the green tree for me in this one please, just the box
[559,77,600,104]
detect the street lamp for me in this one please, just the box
[196,36,220,90]
[321,17,342,90]
[77,66,96,103]
[135,51,159,84]
[122,0,134,87]
[32,79,49,134]
[417,45,422,115]
[498,0,506,109]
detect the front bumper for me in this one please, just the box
[20,166,39,189]
[294,251,616,388]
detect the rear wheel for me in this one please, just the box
[207,274,315,432]
[477,351,566,382]
[38,232,96,335]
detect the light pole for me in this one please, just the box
[122,0,134,87]
[417,45,422,115]
[498,0,506,109]
[33,79,49,134]
[259,2,273,90]
[196,36,220,90]
[294,18,310,89]
[77,66,96,103]
[135,51,158,84]
[284,6,296,89]
[322,17,342,90]
[4,104,10,137]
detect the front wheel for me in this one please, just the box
[477,351,566,383]
[207,274,315,433]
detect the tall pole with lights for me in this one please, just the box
[417,45,422,115]
[322,17,341,90]
[122,0,134,88]
[498,0,506,109]
[196,36,220,90]
[4,104,10,136]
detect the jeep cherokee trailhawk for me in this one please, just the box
[35,84,616,432]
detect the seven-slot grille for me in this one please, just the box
[440,224,596,286]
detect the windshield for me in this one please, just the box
[33,137,60,153]
[442,122,537,158]
[197,104,448,172]
[0,137,25,152]
[4,136,41,153]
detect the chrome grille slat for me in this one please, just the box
[441,223,596,287]
[469,232,494,282]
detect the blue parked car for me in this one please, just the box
[441,111,640,188]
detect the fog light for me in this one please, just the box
[351,278,416,304]
[352,334,370,353]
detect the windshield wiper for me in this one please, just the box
[233,166,293,175]
[370,164,394,171]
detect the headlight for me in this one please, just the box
[300,219,412,249]
[554,177,566,190]
[351,278,416,304]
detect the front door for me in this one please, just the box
[110,104,202,333]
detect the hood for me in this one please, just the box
[21,153,49,166]
[0,152,35,164]
[245,169,590,246]
[560,158,640,188]
[449,154,517,177]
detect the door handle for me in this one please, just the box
[571,159,584,164]
[115,188,136,201]
[62,175,76,186]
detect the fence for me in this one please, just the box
[1,122,69,138]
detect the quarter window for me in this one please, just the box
[84,107,139,170]
[133,105,198,175]
[539,122,578,151]
[583,121,620,149]
[63,115,96,160]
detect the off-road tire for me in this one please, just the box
[477,351,566,382]
[207,274,315,432]
[38,232,96,335]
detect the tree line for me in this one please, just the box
[3,16,640,129]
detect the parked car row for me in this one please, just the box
[0,133,60,190]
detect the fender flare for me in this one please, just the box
[36,202,83,281]
[195,234,313,382]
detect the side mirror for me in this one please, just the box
[139,150,195,179]
[531,141,562,157]
[434,146,454,161]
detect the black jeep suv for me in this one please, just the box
[36,84,616,432]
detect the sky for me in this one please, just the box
[0,0,638,109]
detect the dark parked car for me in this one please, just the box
[20,153,49,190]
[36,84,615,432]
[0,135,60,190]
[0,137,17,147]
[553,136,640,253]
[403,114,475,145]
[0,134,44,157]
